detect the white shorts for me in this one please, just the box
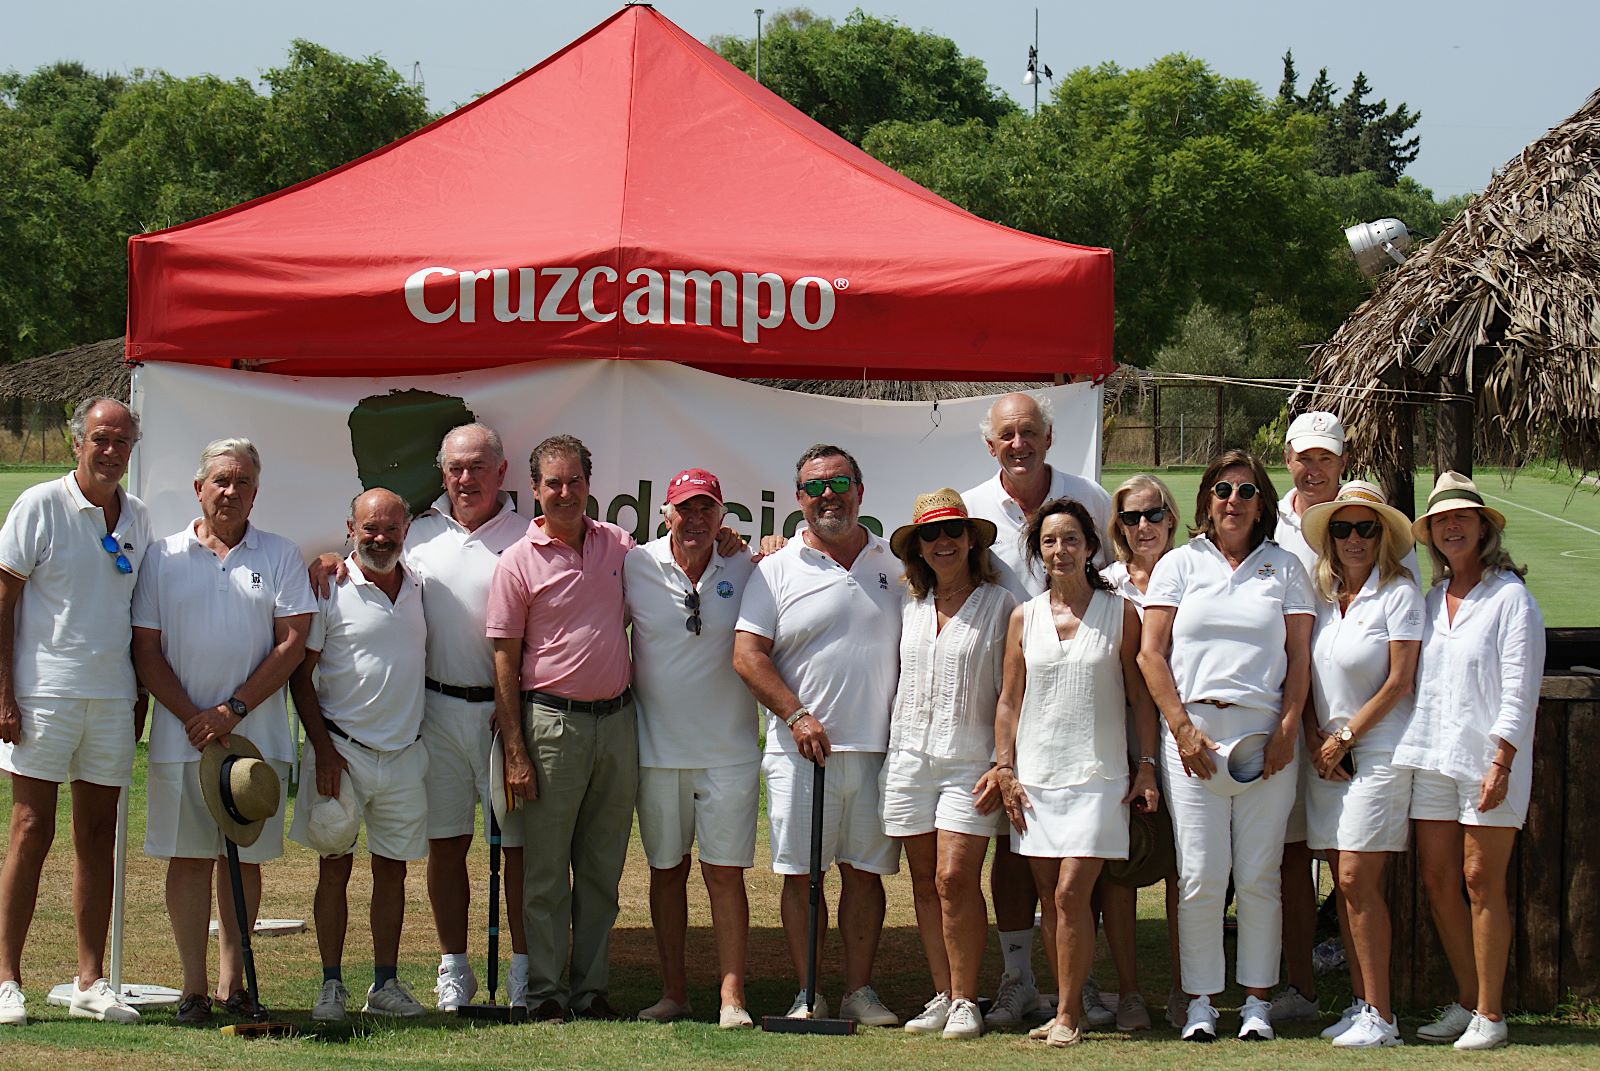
[0,697,137,788]
[1014,776,1129,859]
[763,750,899,876]
[419,691,524,848]
[880,749,1002,838]
[1408,767,1525,829]
[1306,746,1413,852]
[144,759,290,864]
[637,760,759,869]
[289,736,430,861]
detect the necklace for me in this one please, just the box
[934,582,974,602]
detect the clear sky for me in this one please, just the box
[7,0,1596,198]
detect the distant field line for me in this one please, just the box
[1478,492,1600,538]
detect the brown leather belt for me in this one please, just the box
[1195,699,1235,709]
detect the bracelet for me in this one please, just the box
[994,762,1015,771]
[1492,759,1513,772]
[1138,755,1158,767]
[784,706,810,728]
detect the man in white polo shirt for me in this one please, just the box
[0,397,150,1027]
[626,468,759,1029]
[289,488,428,1021]
[132,438,315,1026]
[733,444,902,1027]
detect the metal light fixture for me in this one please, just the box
[1023,10,1052,114]
[755,8,764,84]
[1346,218,1413,277]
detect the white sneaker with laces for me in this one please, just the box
[1453,1012,1508,1051]
[0,980,25,1026]
[364,978,426,1017]
[983,969,1038,1027]
[68,977,139,1023]
[1182,994,1218,1042]
[943,998,983,1039]
[434,962,478,1012]
[506,959,529,1010]
[1268,984,1318,1022]
[1080,975,1115,1029]
[313,979,350,1022]
[1417,1001,1473,1042]
[1238,995,1275,1041]
[784,989,828,1019]
[840,985,899,1027]
[1333,1005,1403,1048]
[904,992,951,1034]
[1322,999,1366,1039]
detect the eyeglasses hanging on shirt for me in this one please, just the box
[101,533,132,574]
[684,589,702,636]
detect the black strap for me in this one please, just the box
[425,678,495,704]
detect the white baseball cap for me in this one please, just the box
[304,792,361,857]
[1285,411,1345,456]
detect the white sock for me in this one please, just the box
[999,928,1036,983]
[510,953,529,973]
[440,953,469,972]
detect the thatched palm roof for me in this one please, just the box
[1305,87,1600,472]
[0,338,130,403]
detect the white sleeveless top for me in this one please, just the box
[1014,588,1128,789]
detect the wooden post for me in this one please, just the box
[1382,378,1416,520]
[1436,370,1474,478]
[1214,385,1224,458]
[1151,385,1162,468]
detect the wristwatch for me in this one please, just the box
[1334,726,1355,747]
[226,696,248,719]
[784,706,810,728]
[1138,755,1158,768]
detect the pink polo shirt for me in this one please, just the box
[485,514,634,701]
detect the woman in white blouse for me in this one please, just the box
[1300,481,1422,1048]
[882,489,1017,1040]
[989,498,1159,1047]
[1392,471,1545,1051]
[1136,448,1315,1043]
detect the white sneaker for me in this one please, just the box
[312,979,349,1022]
[904,992,951,1034]
[0,980,25,1026]
[1238,995,1274,1041]
[1268,984,1319,1022]
[984,969,1039,1027]
[364,978,426,1017]
[67,977,139,1023]
[1333,1005,1403,1048]
[434,962,478,1012]
[1417,1001,1474,1043]
[784,989,828,1019]
[840,985,899,1027]
[506,959,529,1010]
[1453,1012,1509,1051]
[718,1004,754,1029]
[943,998,983,1039]
[1080,976,1115,1029]
[1321,999,1366,1039]
[1182,994,1218,1042]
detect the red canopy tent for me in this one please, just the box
[125,5,1113,382]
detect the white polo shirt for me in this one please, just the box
[0,474,150,700]
[133,521,317,764]
[307,555,426,752]
[406,493,523,689]
[735,531,902,755]
[964,467,1113,600]
[1278,488,1421,582]
[1145,535,1315,711]
[625,537,758,769]
[1310,571,1424,750]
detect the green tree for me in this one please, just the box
[715,8,1014,145]
[1279,52,1420,185]
[0,62,127,179]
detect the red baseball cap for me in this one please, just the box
[665,468,723,506]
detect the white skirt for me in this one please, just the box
[1014,775,1128,859]
[1305,746,1412,853]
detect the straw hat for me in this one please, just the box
[1103,801,1176,889]
[1411,470,1507,543]
[198,736,281,848]
[1302,480,1417,564]
[888,488,997,560]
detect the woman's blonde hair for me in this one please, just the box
[1108,473,1180,564]
[1312,507,1414,601]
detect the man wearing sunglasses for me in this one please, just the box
[734,444,903,1026]
[624,469,758,1028]
[0,397,151,1027]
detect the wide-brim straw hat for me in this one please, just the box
[1302,480,1417,564]
[888,488,998,560]
[1411,470,1507,544]
[1103,800,1176,888]
[198,736,281,848]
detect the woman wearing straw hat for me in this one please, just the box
[883,489,1016,1040]
[1097,473,1185,1031]
[989,498,1160,1047]
[1392,472,1544,1051]
[1136,448,1315,1043]
[1300,480,1423,1048]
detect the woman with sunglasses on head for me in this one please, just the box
[988,498,1160,1047]
[1299,481,1422,1048]
[1136,448,1315,1043]
[1390,472,1543,1051]
[882,490,1017,1040]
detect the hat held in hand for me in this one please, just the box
[199,736,281,848]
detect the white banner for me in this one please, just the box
[131,361,1102,557]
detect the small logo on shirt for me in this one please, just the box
[250,571,262,589]
[1405,609,1421,626]
[1255,563,1277,579]
[716,580,735,599]
[878,572,889,590]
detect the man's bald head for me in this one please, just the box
[348,488,409,574]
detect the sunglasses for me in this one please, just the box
[917,519,969,543]
[1118,507,1169,527]
[1328,519,1383,540]
[101,533,132,575]
[1211,481,1259,502]
[684,590,702,636]
[796,476,855,497]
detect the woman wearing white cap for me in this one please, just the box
[1300,481,1423,1048]
[883,489,1017,1040]
[1392,472,1544,1051]
[1136,448,1315,1043]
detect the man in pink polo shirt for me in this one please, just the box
[486,434,635,1024]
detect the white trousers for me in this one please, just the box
[1163,703,1299,996]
